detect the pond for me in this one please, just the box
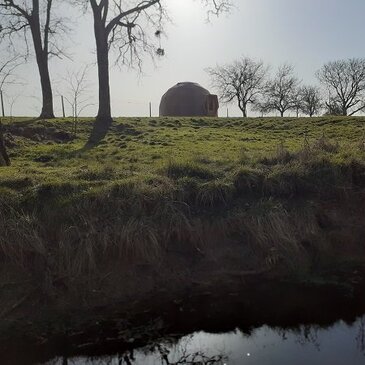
[42,315,365,365]
[2,279,365,365]
[46,317,365,365]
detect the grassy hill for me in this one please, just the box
[2,116,365,188]
[0,116,365,330]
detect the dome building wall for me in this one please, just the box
[159,82,219,117]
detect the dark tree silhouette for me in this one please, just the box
[206,57,268,117]
[0,53,23,166]
[316,58,365,116]
[299,85,322,117]
[75,0,232,145]
[258,64,300,117]
[0,0,68,119]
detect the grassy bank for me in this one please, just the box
[0,116,365,322]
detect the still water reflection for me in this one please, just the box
[46,316,365,365]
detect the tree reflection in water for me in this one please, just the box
[47,317,365,365]
[153,343,226,365]
[55,341,227,365]
[356,317,365,354]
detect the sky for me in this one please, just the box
[3,0,365,117]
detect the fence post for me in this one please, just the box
[61,95,65,118]
[0,91,5,117]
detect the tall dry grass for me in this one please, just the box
[0,139,364,294]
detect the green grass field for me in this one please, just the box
[1,116,365,193]
[0,116,365,315]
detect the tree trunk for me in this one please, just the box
[0,124,10,166]
[341,103,348,116]
[0,91,5,117]
[36,52,54,119]
[238,102,247,118]
[88,10,113,145]
[29,15,55,119]
[280,110,284,117]
[95,38,111,122]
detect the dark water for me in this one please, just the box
[3,280,365,364]
[43,317,365,365]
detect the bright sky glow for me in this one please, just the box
[2,0,365,117]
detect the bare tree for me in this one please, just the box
[258,64,300,117]
[63,65,94,136]
[299,85,322,117]
[206,57,268,117]
[323,96,343,116]
[0,53,22,166]
[0,0,69,119]
[0,53,23,116]
[252,101,270,117]
[316,58,365,116]
[73,0,232,144]
[290,89,302,118]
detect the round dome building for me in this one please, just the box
[159,82,219,117]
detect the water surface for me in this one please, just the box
[45,316,365,365]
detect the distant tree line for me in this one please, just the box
[207,57,365,117]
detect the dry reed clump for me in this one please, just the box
[196,180,234,208]
[312,133,339,153]
[295,134,340,163]
[175,177,200,204]
[53,180,194,278]
[242,205,320,271]
[260,135,340,168]
[264,164,312,198]
[275,141,294,164]
[232,168,263,195]
[0,205,45,269]
[358,133,365,152]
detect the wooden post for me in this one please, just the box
[226,108,229,118]
[61,95,65,118]
[0,119,10,166]
[149,102,152,117]
[0,91,5,117]
[74,97,77,137]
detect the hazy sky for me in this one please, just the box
[3,0,365,117]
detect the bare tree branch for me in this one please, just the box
[317,58,365,116]
[0,52,24,92]
[0,0,72,118]
[71,0,234,144]
[299,85,322,117]
[257,64,301,117]
[207,57,268,117]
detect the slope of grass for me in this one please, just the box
[0,116,365,316]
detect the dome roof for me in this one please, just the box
[159,82,215,117]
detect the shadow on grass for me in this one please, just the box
[83,116,113,150]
